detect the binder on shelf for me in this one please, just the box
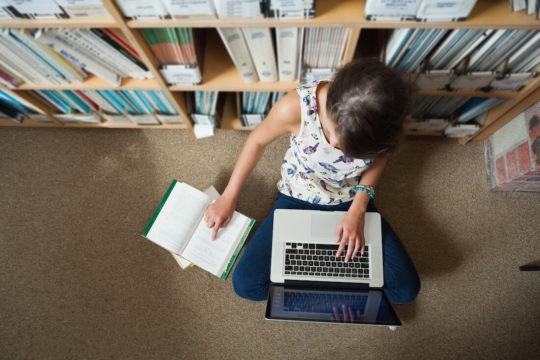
[127,113,160,125]
[156,114,184,124]
[489,72,535,92]
[2,0,68,19]
[217,27,259,84]
[407,118,449,132]
[275,27,303,82]
[414,70,455,90]
[449,72,494,91]
[302,27,349,70]
[55,0,111,18]
[242,27,278,82]
[215,0,265,18]
[162,0,216,19]
[116,0,170,19]
[443,123,481,137]
[266,0,315,19]
[416,0,478,21]
[55,113,101,123]
[365,0,421,20]
[0,90,40,123]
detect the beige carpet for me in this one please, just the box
[1,127,539,360]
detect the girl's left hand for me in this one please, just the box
[335,209,365,262]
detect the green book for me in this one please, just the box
[142,180,255,280]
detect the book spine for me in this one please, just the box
[142,179,179,237]
[220,218,255,280]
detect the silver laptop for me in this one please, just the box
[266,209,400,327]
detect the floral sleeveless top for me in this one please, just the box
[277,82,373,205]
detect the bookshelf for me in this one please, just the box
[0,0,538,142]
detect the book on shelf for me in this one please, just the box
[34,28,152,86]
[216,27,259,84]
[407,118,449,132]
[242,27,278,82]
[302,27,349,71]
[140,27,204,85]
[266,0,315,19]
[456,97,506,123]
[142,180,255,279]
[55,0,111,18]
[467,29,536,72]
[489,72,535,92]
[116,0,170,19]
[416,0,478,21]
[365,0,421,20]
[237,91,275,127]
[414,70,455,90]
[185,91,223,127]
[443,123,481,137]
[507,32,540,73]
[0,29,85,85]
[275,27,303,82]
[0,90,39,123]
[1,0,68,19]
[32,89,179,125]
[215,0,265,18]
[162,0,216,19]
[449,71,494,91]
[412,95,471,119]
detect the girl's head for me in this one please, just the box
[326,58,413,158]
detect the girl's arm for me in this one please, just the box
[204,90,301,239]
[336,157,388,262]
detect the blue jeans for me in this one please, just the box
[232,193,420,304]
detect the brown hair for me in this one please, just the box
[326,58,413,158]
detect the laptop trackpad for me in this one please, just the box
[311,213,341,238]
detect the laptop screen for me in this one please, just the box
[266,284,401,326]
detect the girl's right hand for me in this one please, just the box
[204,194,237,240]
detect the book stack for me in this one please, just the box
[185,91,222,127]
[384,27,539,92]
[301,27,349,82]
[365,0,478,21]
[33,89,182,124]
[409,95,508,137]
[0,0,110,19]
[238,91,286,127]
[508,0,540,18]
[0,90,40,123]
[140,28,204,85]
[0,29,86,86]
[34,28,151,86]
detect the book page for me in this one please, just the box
[181,212,250,277]
[145,182,209,254]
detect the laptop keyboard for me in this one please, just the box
[284,242,370,279]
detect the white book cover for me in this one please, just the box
[215,0,262,18]
[416,0,477,21]
[142,180,255,279]
[365,0,421,20]
[54,0,111,18]
[6,0,68,18]
[275,27,299,81]
[242,27,278,82]
[116,0,169,19]
[163,0,216,18]
[217,27,258,83]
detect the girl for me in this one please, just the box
[204,59,420,304]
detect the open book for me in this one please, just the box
[142,180,255,279]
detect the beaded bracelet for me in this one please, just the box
[353,184,375,199]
